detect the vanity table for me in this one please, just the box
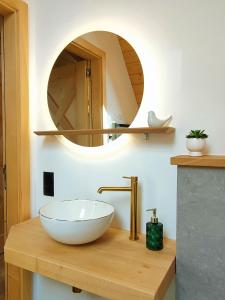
[4,218,176,300]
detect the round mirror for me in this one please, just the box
[48,31,144,147]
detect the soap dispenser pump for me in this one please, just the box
[146,208,163,251]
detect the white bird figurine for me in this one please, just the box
[147,111,172,128]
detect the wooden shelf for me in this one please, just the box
[171,155,225,168]
[5,218,176,300]
[34,127,175,136]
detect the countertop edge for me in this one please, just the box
[171,155,225,168]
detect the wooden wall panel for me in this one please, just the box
[0,16,3,255]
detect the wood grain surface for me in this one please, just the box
[171,155,225,168]
[34,126,175,136]
[5,218,176,300]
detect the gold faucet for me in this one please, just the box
[97,176,139,241]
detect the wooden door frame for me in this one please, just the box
[66,38,106,146]
[0,0,30,300]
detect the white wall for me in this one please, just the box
[28,0,225,299]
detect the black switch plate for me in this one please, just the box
[43,172,54,196]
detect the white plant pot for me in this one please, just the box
[186,138,206,157]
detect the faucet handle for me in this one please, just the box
[123,176,138,182]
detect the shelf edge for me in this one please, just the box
[34,127,175,136]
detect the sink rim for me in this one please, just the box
[39,199,114,223]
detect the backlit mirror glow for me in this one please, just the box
[48,31,144,147]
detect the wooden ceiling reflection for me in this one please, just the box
[118,37,144,106]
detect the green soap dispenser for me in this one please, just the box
[146,208,163,251]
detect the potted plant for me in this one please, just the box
[186,130,208,156]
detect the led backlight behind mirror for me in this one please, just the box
[47,31,144,147]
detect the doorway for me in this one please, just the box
[48,51,94,146]
[0,1,30,300]
[48,37,105,147]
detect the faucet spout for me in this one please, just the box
[97,186,131,194]
[97,176,139,241]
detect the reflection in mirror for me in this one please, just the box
[48,31,144,147]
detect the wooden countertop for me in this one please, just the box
[171,155,225,168]
[4,218,176,300]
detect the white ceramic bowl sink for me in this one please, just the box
[39,199,114,244]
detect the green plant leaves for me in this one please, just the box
[186,129,208,139]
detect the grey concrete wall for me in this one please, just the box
[177,166,225,300]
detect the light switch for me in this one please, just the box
[43,171,54,196]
